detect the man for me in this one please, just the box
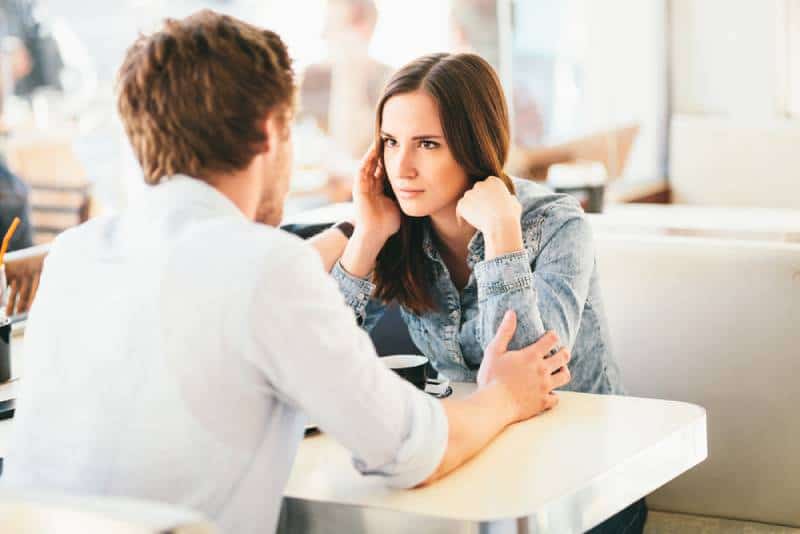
[1,11,571,533]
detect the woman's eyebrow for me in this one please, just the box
[380,131,442,140]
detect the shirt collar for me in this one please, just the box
[156,174,249,222]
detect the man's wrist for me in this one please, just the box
[333,220,355,239]
[469,381,519,428]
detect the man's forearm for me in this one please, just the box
[308,228,349,272]
[419,383,516,486]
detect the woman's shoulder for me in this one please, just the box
[511,177,585,228]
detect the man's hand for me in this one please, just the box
[477,310,571,423]
[421,310,571,486]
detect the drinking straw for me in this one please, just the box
[0,217,21,266]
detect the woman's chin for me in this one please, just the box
[398,201,430,218]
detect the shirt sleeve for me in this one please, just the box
[246,242,447,488]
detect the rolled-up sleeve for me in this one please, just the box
[354,380,448,488]
[249,242,447,487]
[474,250,534,300]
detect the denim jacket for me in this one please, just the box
[332,178,623,394]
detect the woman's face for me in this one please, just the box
[380,90,470,218]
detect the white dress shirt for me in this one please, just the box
[1,176,447,533]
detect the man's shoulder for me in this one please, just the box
[178,220,315,271]
[45,215,120,262]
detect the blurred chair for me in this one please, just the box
[3,244,49,317]
[5,134,91,244]
[26,180,90,245]
[0,490,217,533]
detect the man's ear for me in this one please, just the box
[262,109,291,153]
[260,115,273,155]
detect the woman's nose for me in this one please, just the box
[394,146,418,179]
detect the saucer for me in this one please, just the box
[426,385,453,399]
[425,378,452,398]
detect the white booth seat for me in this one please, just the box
[0,490,217,533]
[595,233,800,530]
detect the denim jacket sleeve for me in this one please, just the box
[330,261,387,331]
[468,207,595,355]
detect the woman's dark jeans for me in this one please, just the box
[587,499,648,533]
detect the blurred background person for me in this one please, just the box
[297,0,392,203]
[0,0,62,98]
[0,1,46,251]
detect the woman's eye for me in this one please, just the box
[382,137,397,148]
[420,140,439,149]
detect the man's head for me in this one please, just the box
[117,10,296,224]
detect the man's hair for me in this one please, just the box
[117,10,295,185]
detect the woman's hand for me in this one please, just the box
[340,143,401,278]
[456,176,523,259]
[353,142,401,244]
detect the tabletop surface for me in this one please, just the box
[285,383,707,524]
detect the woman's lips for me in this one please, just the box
[395,188,424,199]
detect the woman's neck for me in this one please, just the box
[429,205,476,261]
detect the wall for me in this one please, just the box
[669,0,800,208]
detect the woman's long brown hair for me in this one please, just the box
[372,53,514,314]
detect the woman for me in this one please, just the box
[332,52,623,394]
[328,52,645,534]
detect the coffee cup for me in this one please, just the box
[381,354,428,390]
[0,317,11,383]
[381,354,453,399]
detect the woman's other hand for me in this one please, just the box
[456,176,523,259]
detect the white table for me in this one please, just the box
[2,335,707,533]
[279,383,707,533]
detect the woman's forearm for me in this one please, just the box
[482,217,524,260]
[340,229,387,278]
